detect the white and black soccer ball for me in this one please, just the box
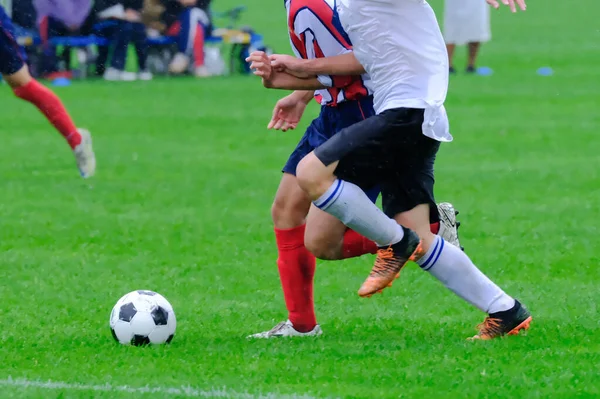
[109,290,176,346]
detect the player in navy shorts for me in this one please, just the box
[243,0,461,339]
[0,5,95,178]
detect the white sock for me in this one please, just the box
[418,236,516,314]
[314,179,404,246]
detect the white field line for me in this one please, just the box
[0,377,322,399]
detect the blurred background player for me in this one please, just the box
[0,4,96,178]
[443,0,491,73]
[95,0,152,81]
[34,0,95,79]
[163,0,213,77]
[245,0,461,339]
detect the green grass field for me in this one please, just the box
[1,1,599,398]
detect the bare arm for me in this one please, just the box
[271,52,366,78]
[293,90,316,104]
[263,72,325,91]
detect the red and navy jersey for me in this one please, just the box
[285,0,373,106]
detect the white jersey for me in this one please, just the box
[337,0,452,142]
[285,0,374,106]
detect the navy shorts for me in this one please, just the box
[0,6,26,76]
[283,95,380,202]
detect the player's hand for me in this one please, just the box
[486,0,526,12]
[270,54,311,79]
[246,51,273,80]
[178,0,197,6]
[268,93,309,132]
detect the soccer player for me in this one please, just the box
[0,5,96,178]
[272,0,531,339]
[245,0,461,338]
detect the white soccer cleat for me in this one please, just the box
[247,320,322,339]
[437,202,462,249]
[73,128,96,178]
[169,53,190,74]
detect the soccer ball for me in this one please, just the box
[109,290,176,346]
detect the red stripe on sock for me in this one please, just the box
[13,79,81,149]
[342,229,377,259]
[275,225,316,333]
[193,23,205,67]
[430,222,440,235]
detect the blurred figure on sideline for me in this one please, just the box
[33,0,95,78]
[162,0,213,77]
[95,0,152,81]
[443,0,490,73]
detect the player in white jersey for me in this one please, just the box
[272,0,531,340]
[244,0,461,339]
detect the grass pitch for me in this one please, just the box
[1,1,599,398]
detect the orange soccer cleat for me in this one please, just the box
[358,227,423,297]
[470,300,532,340]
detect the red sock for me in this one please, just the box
[274,225,317,333]
[193,22,206,67]
[13,79,81,149]
[342,223,441,259]
[342,229,378,259]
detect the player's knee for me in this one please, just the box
[296,154,329,197]
[305,236,338,260]
[271,195,306,229]
[6,65,32,89]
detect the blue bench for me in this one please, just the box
[14,6,264,76]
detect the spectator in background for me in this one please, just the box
[163,0,213,77]
[12,0,36,29]
[443,0,491,73]
[34,0,95,78]
[95,0,152,81]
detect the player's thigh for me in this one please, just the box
[313,112,394,190]
[271,172,312,229]
[0,23,27,81]
[3,64,32,87]
[304,204,347,260]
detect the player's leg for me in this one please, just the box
[304,204,378,261]
[248,173,322,338]
[5,66,96,178]
[380,126,530,339]
[296,110,423,297]
[304,198,459,260]
[0,12,95,177]
[248,123,325,338]
[394,203,532,340]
